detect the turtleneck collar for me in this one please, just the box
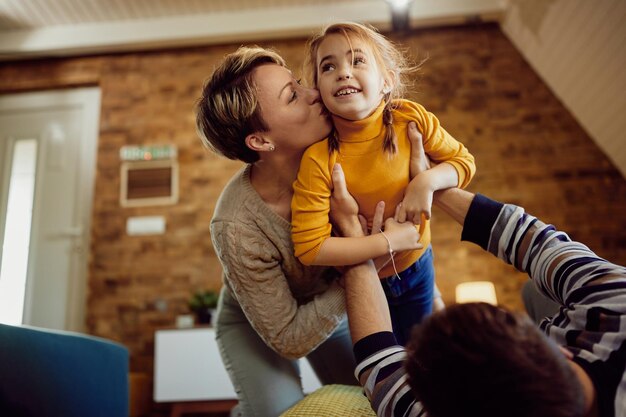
[332,100,386,143]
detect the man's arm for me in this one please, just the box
[328,163,393,343]
[344,262,393,344]
[433,187,473,226]
[331,162,425,417]
[340,185,477,344]
[331,127,477,344]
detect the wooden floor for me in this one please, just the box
[147,401,235,417]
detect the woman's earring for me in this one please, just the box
[269,145,275,151]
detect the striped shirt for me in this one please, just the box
[353,194,626,417]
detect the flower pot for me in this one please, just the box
[195,308,215,325]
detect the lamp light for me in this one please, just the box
[455,281,498,305]
[385,0,414,32]
[386,0,412,9]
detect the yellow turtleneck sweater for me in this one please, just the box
[292,99,476,278]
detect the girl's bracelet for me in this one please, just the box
[379,230,401,280]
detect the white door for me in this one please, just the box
[0,88,100,332]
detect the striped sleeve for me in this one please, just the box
[461,194,626,306]
[462,194,626,416]
[354,332,427,417]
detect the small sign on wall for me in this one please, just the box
[126,216,166,235]
[120,145,177,162]
[120,145,178,207]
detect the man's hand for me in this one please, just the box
[329,163,363,237]
[398,121,433,225]
[331,164,406,272]
[408,122,431,179]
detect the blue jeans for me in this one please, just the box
[381,245,435,345]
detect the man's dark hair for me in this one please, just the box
[405,302,586,417]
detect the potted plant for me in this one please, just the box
[188,289,219,325]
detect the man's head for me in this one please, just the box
[405,302,586,417]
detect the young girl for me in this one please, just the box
[291,22,476,344]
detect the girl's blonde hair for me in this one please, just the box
[304,21,418,154]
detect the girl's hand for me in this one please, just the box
[397,174,435,225]
[383,211,423,252]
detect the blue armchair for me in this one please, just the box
[0,323,129,417]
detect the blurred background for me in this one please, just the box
[0,0,624,415]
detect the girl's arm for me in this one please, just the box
[315,164,422,267]
[292,144,420,267]
[397,161,459,224]
[397,106,476,224]
[313,219,420,266]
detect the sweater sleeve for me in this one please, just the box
[291,143,334,265]
[409,101,476,189]
[211,219,345,359]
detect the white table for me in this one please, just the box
[153,327,321,416]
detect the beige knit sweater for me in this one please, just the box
[211,165,346,359]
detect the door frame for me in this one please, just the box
[0,87,101,331]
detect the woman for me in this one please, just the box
[196,46,353,417]
[196,46,424,416]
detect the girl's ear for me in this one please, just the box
[382,70,396,95]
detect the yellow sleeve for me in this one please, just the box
[402,100,477,189]
[291,142,334,265]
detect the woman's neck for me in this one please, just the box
[249,153,301,220]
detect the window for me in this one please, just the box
[0,139,38,325]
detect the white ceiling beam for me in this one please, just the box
[0,0,505,60]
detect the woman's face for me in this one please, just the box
[253,64,332,153]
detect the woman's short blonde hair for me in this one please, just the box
[304,22,418,154]
[196,46,286,163]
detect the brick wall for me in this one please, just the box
[1,23,624,381]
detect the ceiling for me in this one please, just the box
[0,0,506,60]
